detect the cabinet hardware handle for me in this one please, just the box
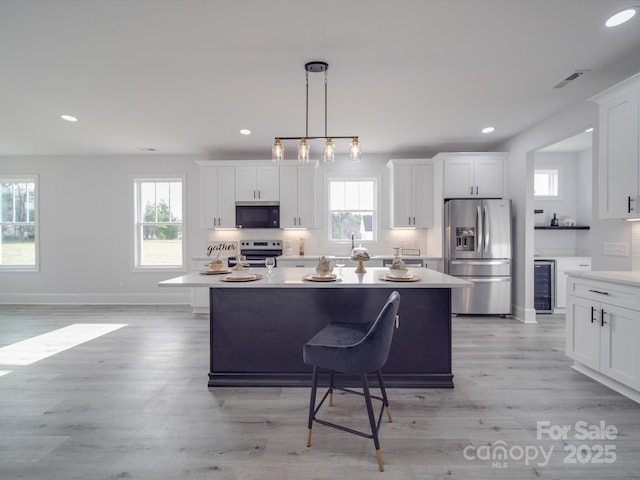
[293,217,297,226]
[628,196,634,213]
[476,186,479,195]
[298,217,301,226]
[588,289,610,295]
[590,306,596,323]
[601,309,607,327]
[218,217,221,226]
[413,216,416,225]
[213,218,217,227]
[258,190,261,199]
[470,185,473,195]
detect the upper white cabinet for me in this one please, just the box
[199,166,236,228]
[437,152,506,199]
[387,159,434,228]
[235,166,280,202]
[279,163,317,228]
[592,74,640,219]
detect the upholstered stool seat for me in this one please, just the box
[303,291,401,472]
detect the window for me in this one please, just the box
[328,178,376,242]
[133,177,184,268]
[0,177,37,269]
[534,168,561,198]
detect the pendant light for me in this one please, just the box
[273,61,360,163]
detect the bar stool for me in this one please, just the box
[303,291,401,471]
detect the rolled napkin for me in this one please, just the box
[208,253,225,271]
[315,256,333,276]
[389,256,409,277]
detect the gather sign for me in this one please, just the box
[207,241,238,257]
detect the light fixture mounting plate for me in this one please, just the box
[305,61,328,73]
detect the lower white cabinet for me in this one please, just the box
[566,275,640,401]
[555,257,591,310]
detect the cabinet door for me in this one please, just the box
[217,167,236,227]
[235,166,258,202]
[296,165,316,228]
[600,303,640,389]
[201,167,219,228]
[473,156,504,198]
[256,167,280,201]
[566,295,600,370]
[279,166,298,228]
[599,89,639,219]
[555,259,591,310]
[392,164,413,227]
[443,158,474,198]
[411,164,434,227]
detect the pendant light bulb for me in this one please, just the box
[349,137,361,162]
[298,138,310,163]
[323,138,335,163]
[272,138,283,162]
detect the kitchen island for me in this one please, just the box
[159,267,471,388]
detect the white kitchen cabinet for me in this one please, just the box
[200,166,236,228]
[437,152,506,199]
[554,257,591,311]
[235,166,279,202]
[279,163,317,228]
[592,73,640,219]
[387,160,434,228]
[566,274,640,400]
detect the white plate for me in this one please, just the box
[379,274,420,282]
[220,274,263,282]
[303,273,338,282]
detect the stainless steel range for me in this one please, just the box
[230,240,282,268]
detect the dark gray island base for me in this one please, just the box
[209,286,453,388]
[158,267,471,389]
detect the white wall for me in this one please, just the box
[497,101,632,323]
[533,150,592,256]
[0,154,206,304]
[0,153,442,304]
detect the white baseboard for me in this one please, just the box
[511,304,538,323]
[0,292,191,305]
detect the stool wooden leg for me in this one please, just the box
[307,365,319,447]
[362,374,384,472]
[375,369,392,423]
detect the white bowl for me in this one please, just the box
[230,267,252,278]
[388,267,409,278]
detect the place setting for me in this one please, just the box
[379,257,421,282]
[219,254,263,282]
[199,255,232,275]
[303,256,340,282]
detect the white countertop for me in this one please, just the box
[566,270,640,287]
[159,267,471,289]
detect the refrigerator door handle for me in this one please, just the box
[476,205,483,253]
[484,205,490,253]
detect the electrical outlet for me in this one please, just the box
[602,242,629,256]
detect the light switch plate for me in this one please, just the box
[602,242,629,256]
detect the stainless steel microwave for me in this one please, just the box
[235,204,280,229]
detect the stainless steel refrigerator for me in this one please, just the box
[444,199,512,315]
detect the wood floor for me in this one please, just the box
[0,306,638,479]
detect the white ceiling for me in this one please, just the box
[1,0,640,160]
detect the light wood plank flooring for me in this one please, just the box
[0,306,638,479]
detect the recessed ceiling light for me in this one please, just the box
[606,8,637,27]
[240,129,251,135]
[585,127,594,133]
[61,114,78,122]
[481,126,495,134]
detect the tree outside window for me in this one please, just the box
[0,178,37,267]
[328,179,376,242]
[134,178,184,268]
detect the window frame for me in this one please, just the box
[534,167,562,199]
[0,175,39,272]
[131,175,187,272]
[326,175,378,244]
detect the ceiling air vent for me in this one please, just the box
[553,70,590,89]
